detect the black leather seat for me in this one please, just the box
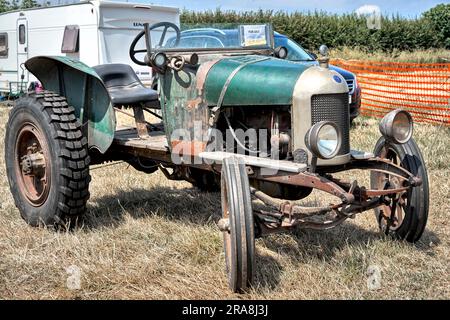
[93,64,159,107]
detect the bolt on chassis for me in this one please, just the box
[5,22,428,292]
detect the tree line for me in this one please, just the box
[1,1,448,51]
[181,4,450,51]
[0,0,44,12]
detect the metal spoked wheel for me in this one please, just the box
[371,137,429,243]
[373,147,407,232]
[221,156,255,293]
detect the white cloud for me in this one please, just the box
[355,4,381,16]
[355,4,381,30]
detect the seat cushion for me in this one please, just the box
[93,63,158,106]
[108,83,159,105]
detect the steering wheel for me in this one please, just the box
[129,22,181,66]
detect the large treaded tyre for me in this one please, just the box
[5,91,90,227]
[221,156,255,292]
[370,137,429,243]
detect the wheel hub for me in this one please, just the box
[217,218,230,232]
[20,143,46,176]
[15,124,51,206]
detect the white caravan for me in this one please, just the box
[0,0,180,95]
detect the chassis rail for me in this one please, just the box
[205,151,422,235]
[107,132,422,235]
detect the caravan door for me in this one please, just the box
[97,3,180,86]
[16,18,28,83]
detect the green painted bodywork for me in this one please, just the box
[204,56,309,106]
[159,64,210,147]
[25,56,116,154]
[159,55,311,150]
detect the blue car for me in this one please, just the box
[167,28,361,122]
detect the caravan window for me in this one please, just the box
[0,33,8,58]
[61,25,80,53]
[19,25,26,45]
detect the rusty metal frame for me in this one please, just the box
[107,128,422,235]
[318,157,422,185]
[239,156,422,235]
[133,106,150,139]
[328,177,410,200]
[227,189,386,236]
[253,169,355,203]
[106,127,423,236]
[249,156,421,201]
[107,137,421,204]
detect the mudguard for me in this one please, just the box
[25,56,116,154]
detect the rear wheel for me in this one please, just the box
[5,91,90,227]
[370,137,429,242]
[221,156,255,292]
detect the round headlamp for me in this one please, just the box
[379,109,413,144]
[305,121,341,159]
[152,52,168,69]
[274,46,288,59]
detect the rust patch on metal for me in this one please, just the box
[171,140,207,157]
[186,97,203,110]
[133,106,150,139]
[15,123,51,207]
[196,58,221,92]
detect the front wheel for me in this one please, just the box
[221,156,255,292]
[5,91,90,227]
[370,137,429,242]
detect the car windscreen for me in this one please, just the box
[274,36,315,61]
[161,24,274,51]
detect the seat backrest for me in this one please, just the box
[93,64,141,88]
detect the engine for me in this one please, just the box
[216,106,292,160]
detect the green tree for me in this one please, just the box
[21,0,39,9]
[9,0,19,10]
[0,0,11,13]
[423,3,450,48]
[181,8,445,51]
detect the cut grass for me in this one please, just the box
[331,47,450,63]
[0,103,449,299]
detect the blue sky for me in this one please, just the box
[141,0,447,17]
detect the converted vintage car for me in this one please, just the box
[167,28,361,121]
[4,22,428,292]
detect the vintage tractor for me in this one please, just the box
[4,22,428,292]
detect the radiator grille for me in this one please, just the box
[311,93,350,155]
[346,79,355,93]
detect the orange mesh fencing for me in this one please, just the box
[330,59,450,126]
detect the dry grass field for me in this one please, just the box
[0,101,449,300]
[331,47,450,63]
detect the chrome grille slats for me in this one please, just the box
[346,79,354,94]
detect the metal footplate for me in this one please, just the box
[198,151,307,173]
